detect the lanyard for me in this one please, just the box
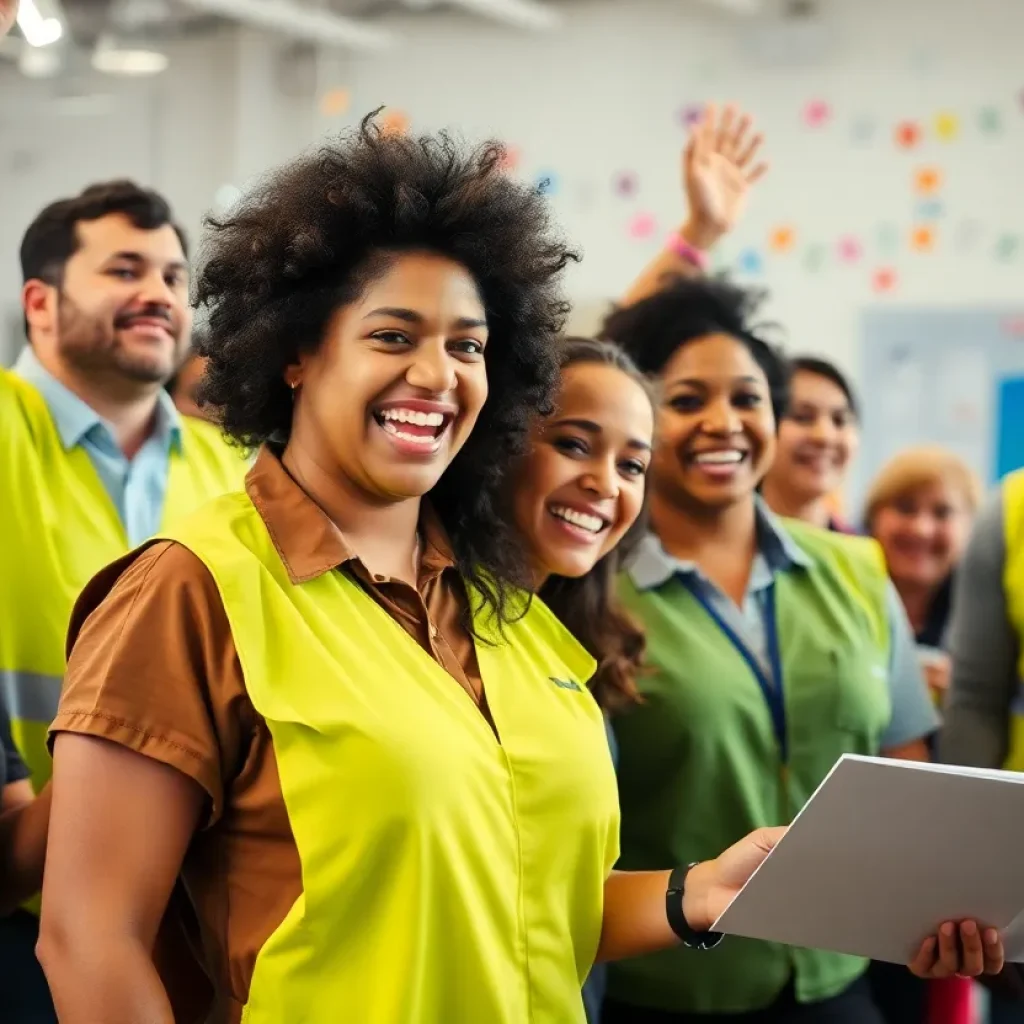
[685,579,787,763]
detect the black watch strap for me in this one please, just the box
[666,863,724,950]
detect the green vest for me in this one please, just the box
[163,492,618,1022]
[1002,469,1024,772]
[0,367,246,790]
[609,521,891,1013]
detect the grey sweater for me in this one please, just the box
[939,489,1019,768]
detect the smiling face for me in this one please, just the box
[23,213,190,391]
[287,250,489,503]
[770,369,858,505]
[652,332,775,513]
[871,479,974,592]
[512,361,653,581]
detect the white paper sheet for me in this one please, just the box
[712,755,1024,964]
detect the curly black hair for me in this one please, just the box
[194,113,577,625]
[536,338,652,713]
[600,275,788,416]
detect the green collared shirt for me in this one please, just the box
[608,504,937,1013]
[626,500,936,749]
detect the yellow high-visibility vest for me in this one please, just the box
[0,367,246,788]
[1001,469,1024,771]
[164,489,619,1022]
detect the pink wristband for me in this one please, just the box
[667,234,709,271]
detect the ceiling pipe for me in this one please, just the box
[180,0,399,50]
[694,0,762,14]
[444,0,561,31]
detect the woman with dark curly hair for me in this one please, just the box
[36,120,787,1024]
[598,276,998,1023]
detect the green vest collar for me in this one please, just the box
[628,498,812,592]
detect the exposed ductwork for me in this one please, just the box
[441,0,561,31]
[179,0,400,49]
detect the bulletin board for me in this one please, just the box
[853,307,1024,513]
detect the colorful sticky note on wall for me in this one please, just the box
[872,268,898,294]
[979,106,1003,135]
[499,146,521,172]
[628,212,657,240]
[837,236,863,264]
[1002,316,1024,337]
[996,234,1020,262]
[914,167,943,195]
[916,200,944,221]
[678,104,704,129]
[379,108,409,135]
[769,227,796,254]
[737,248,764,274]
[614,172,638,198]
[895,121,922,150]
[319,87,351,117]
[803,100,831,128]
[535,172,560,196]
[911,225,936,252]
[934,112,960,141]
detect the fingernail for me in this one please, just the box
[985,930,1000,945]
[963,921,977,936]
[942,923,955,937]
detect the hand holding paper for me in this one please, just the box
[709,756,1019,977]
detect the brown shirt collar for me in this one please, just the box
[244,446,456,585]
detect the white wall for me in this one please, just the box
[2,0,1023,371]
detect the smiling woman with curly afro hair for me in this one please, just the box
[41,114,631,1024]
[193,113,575,617]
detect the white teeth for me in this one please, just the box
[693,450,744,465]
[549,505,605,534]
[380,420,439,446]
[380,408,445,427]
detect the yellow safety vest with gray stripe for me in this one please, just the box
[0,367,245,790]
[1002,469,1024,772]
[163,491,618,1022]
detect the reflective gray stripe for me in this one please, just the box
[0,669,64,725]
[1012,680,1024,716]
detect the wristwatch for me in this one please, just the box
[666,863,724,950]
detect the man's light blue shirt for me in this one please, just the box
[13,346,182,546]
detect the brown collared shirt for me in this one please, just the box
[52,447,481,1023]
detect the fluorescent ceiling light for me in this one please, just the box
[695,0,761,13]
[447,0,561,30]
[17,0,63,47]
[92,37,168,75]
[180,0,398,50]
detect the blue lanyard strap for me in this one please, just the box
[684,578,787,763]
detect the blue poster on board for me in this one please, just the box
[997,376,1024,480]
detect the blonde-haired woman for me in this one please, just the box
[864,446,982,1024]
[865,447,982,675]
